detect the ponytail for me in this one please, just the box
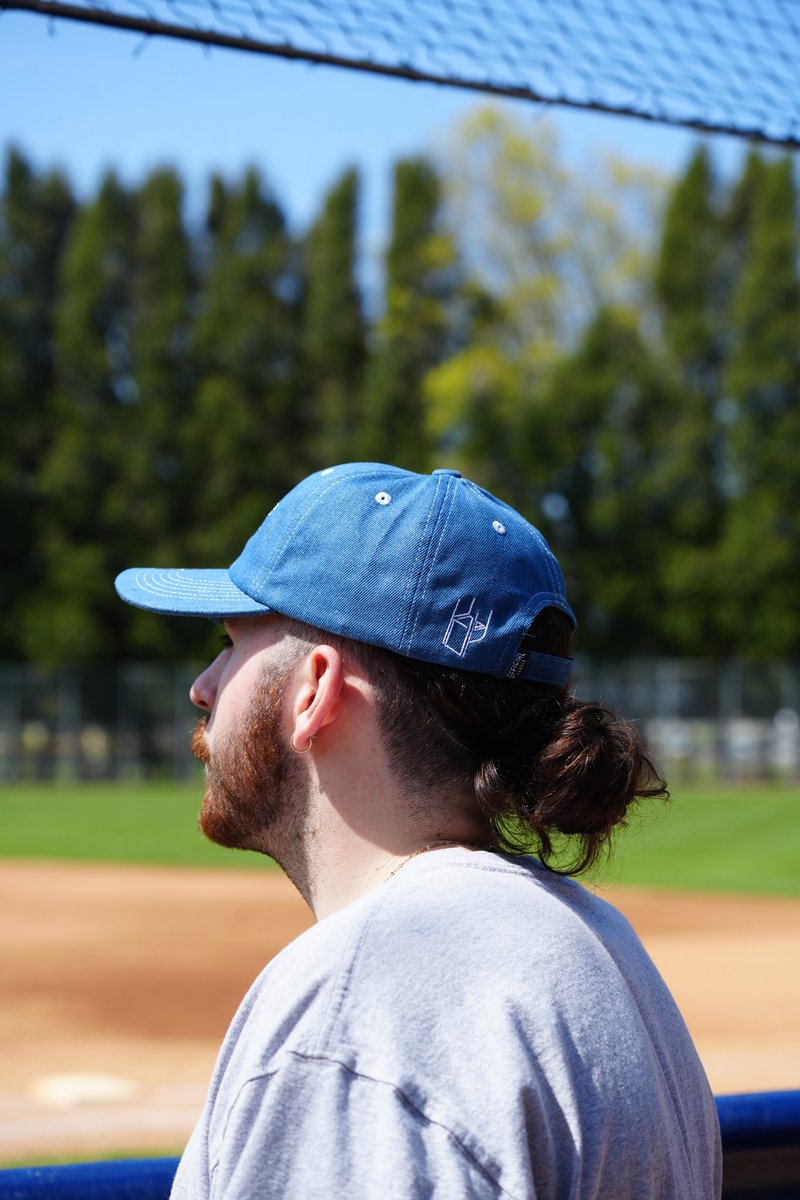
[473,693,667,874]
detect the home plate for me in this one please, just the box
[28,1072,141,1108]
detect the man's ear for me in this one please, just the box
[289,645,345,750]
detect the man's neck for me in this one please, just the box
[282,785,492,921]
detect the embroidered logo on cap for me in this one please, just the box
[443,598,493,659]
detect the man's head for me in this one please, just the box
[116,464,661,888]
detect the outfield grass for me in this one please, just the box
[588,785,799,896]
[0,779,271,871]
[0,780,797,895]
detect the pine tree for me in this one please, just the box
[360,158,458,471]
[656,148,724,389]
[21,171,136,664]
[184,167,305,570]
[651,146,730,654]
[0,149,74,657]
[719,149,768,309]
[304,167,365,467]
[119,167,198,660]
[721,157,800,655]
[534,308,680,656]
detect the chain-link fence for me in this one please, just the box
[574,657,800,784]
[6,0,800,146]
[0,663,202,783]
[2,658,800,784]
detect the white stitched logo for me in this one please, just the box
[443,598,492,658]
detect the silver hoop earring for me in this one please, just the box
[290,733,314,754]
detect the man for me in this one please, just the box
[116,462,721,1199]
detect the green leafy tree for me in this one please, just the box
[422,304,535,508]
[0,148,74,656]
[440,108,665,356]
[304,167,366,466]
[423,109,665,506]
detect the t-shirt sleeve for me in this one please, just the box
[207,1051,508,1200]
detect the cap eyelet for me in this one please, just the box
[375,492,392,506]
[492,520,506,535]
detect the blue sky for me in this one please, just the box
[1,8,749,247]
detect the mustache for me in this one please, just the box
[191,718,211,764]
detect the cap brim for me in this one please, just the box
[114,568,271,618]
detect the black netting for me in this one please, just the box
[4,0,800,146]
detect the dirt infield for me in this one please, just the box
[2,860,799,1163]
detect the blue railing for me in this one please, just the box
[0,1157,179,1199]
[1,1091,799,1199]
[716,1090,800,1199]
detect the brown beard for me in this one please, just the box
[191,665,305,868]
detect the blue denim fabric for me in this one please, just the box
[115,463,575,685]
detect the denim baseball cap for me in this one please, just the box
[115,463,576,686]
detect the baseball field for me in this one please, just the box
[2,780,799,1165]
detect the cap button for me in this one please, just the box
[432,468,462,477]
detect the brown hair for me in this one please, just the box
[284,609,667,876]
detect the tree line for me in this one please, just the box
[1,109,798,665]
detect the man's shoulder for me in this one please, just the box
[373,848,635,956]
[230,849,653,1079]
[250,850,645,1003]
[311,851,645,1030]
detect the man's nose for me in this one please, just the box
[190,659,220,711]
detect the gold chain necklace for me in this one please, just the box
[386,839,492,881]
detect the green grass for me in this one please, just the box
[0,779,272,870]
[1,780,798,895]
[586,784,800,896]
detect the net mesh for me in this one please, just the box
[4,0,800,146]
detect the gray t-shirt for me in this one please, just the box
[172,849,721,1199]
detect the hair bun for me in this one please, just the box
[515,699,667,871]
